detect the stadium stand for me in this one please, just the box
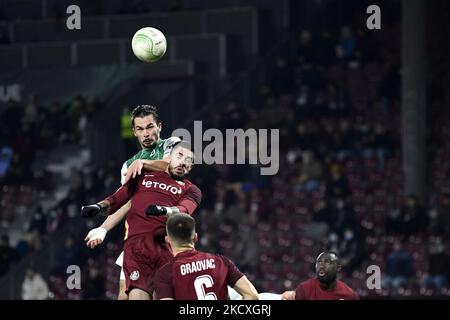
[1,0,449,299]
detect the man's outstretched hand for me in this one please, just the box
[123,159,144,184]
[84,227,107,248]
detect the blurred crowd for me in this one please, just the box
[1,0,450,299]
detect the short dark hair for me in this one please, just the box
[166,213,196,244]
[131,105,161,126]
[172,140,193,153]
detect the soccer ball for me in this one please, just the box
[131,27,167,63]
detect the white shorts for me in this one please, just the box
[115,251,125,281]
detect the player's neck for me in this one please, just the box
[172,244,195,256]
[318,279,337,291]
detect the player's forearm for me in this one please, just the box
[104,183,132,213]
[100,200,131,231]
[258,292,282,300]
[95,200,112,216]
[175,198,198,215]
[141,159,169,172]
[153,202,197,218]
[233,277,259,300]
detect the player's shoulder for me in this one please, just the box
[180,178,200,191]
[183,181,202,200]
[212,253,236,266]
[181,178,195,187]
[125,150,144,166]
[337,280,357,293]
[297,278,317,289]
[155,259,176,278]
[337,279,351,288]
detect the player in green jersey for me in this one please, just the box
[84,105,180,299]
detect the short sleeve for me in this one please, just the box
[219,255,244,287]
[153,265,175,299]
[295,283,306,300]
[184,184,202,206]
[120,162,128,185]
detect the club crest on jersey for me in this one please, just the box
[142,179,182,195]
[130,271,140,281]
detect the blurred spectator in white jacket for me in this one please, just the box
[21,268,49,300]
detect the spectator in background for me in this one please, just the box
[297,30,315,65]
[55,235,82,275]
[400,195,428,236]
[383,241,414,290]
[0,146,13,177]
[386,195,427,236]
[83,265,105,300]
[0,235,19,276]
[429,194,450,235]
[421,239,449,292]
[337,227,366,277]
[28,206,48,236]
[297,151,323,192]
[326,163,350,200]
[336,26,356,63]
[21,268,49,300]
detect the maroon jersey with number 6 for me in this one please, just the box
[154,249,244,300]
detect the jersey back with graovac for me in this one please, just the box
[154,250,243,300]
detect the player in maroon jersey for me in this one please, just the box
[295,251,359,300]
[80,142,202,300]
[153,213,259,300]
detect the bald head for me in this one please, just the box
[315,251,341,284]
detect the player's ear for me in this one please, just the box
[193,233,198,244]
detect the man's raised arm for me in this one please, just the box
[84,200,132,248]
[145,184,202,218]
[81,181,134,218]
